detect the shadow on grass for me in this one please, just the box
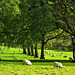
[0,53,23,54]
[2,59,74,63]
[0,60,75,66]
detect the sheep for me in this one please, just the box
[60,52,63,56]
[63,55,68,58]
[47,52,49,54]
[60,54,63,56]
[46,52,49,54]
[69,57,73,61]
[49,53,51,55]
[52,54,56,57]
[61,52,63,54]
[45,51,47,53]
[53,62,63,68]
[22,59,32,66]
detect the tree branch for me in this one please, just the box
[44,30,63,44]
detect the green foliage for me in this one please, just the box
[29,4,56,43]
[0,21,4,31]
[0,0,21,46]
[45,38,72,51]
[53,0,75,38]
[0,0,20,21]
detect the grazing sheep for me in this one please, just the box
[46,52,49,54]
[52,54,56,57]
[45,51,46,53]
[53,62,63,68]
[45,51,47,53]
[69,57,73,61]
[22,59,32,66]
[60,54,63,56]
[47,52,49,54]
[63,55,68,58]
[61,52,63,54]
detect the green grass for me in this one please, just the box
[0,46,75,75]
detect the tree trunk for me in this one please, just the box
[71,37,75,61]
[31,45,34,56]
[34,43,38,58]
[40,34,45,59]
[28,47,31,55]
[23,48,27,54]
[0,58,1,61]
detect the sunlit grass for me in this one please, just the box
[0,46,75,75]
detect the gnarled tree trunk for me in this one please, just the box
[34,43,38,58]
[0,58,1,61]
[31,45,34,56]
[23,48,27,54]
[40,34,45,59]
[28,47,31,55]
[71,37,75,61]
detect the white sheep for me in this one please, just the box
[61,52,63,54]
[53,62,63,68]
[52,54,56,57]
[49,53,51,55]
[47,52,49,54]
[22,59,32,66]
[60,53,63,56]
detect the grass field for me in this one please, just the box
[0,46,75,75]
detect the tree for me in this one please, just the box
[27,47,31,55]
[49,0,75,61]
[6,0,32,49]
[29,3,64,59]
[23,45,27,54]
[0,0,20,46]
[34,43,38,58]
[31,45,34,56]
